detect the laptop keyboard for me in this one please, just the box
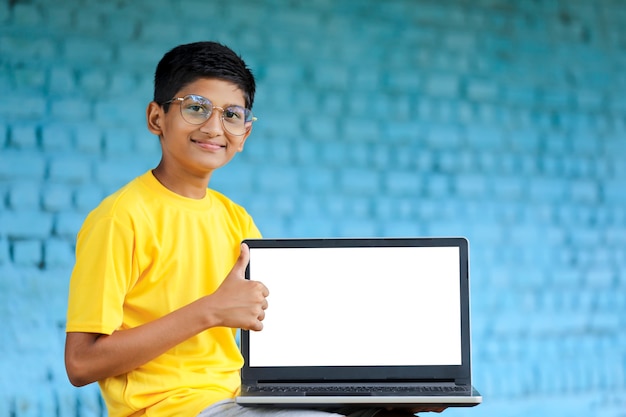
[249,385,471,395]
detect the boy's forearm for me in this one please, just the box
[65,297,212,386]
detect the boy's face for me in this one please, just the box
[147,77,252,179]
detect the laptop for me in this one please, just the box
[236,237,482,409]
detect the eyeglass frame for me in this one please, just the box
[161,94,257,136]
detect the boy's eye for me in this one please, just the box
[224,107,244,120]
[187,104,209,114]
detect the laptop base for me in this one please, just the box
[237,383,482,408]
[236,392,482,408]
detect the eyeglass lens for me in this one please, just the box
[179,95,252,135]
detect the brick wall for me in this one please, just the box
[1,0,625,415]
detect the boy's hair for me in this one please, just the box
[153,41,256,110]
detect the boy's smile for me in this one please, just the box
[147,78,252,198]
[190,137,226,152]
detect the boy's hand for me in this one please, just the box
[207,243,269,331]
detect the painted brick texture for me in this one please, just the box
[1,0,625,416]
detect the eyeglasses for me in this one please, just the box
[162,94,256,136]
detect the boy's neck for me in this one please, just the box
[151,166,210,199]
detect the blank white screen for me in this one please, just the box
[248,246,462,367]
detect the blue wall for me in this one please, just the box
[1,0,625,416]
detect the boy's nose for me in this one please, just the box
[199,111,224,135]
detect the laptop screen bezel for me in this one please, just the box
[240,237,472,386]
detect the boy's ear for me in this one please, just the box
[237,127,252,152]
[146,102,163,136]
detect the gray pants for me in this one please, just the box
[197,400,383,417]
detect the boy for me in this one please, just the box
[65,41,273,416]
[65,41,440,417]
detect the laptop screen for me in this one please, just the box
[245,241,464,369]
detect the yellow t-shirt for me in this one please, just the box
[66,171,262,417]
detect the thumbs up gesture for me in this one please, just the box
[206,243,269,331]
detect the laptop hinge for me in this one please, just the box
[254,378,459,385]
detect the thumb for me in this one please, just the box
[229,242,250,279]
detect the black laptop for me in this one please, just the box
[236,237,482,408]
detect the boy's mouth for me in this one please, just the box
[191,139,225,150]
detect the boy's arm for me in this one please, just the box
[65,243,268,387]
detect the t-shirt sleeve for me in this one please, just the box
[245,214,262,239]
[66,215,136,335]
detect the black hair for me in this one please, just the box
[153,41,256,110]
